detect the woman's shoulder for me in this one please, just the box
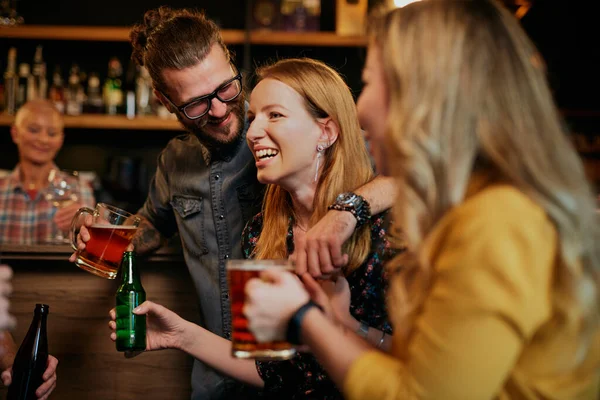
[451,184,551,229]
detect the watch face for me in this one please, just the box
[337,192,359,207]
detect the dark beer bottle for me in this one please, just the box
[7,304,49,400]
[115,251,146,352]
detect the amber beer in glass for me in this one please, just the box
[70,203,140,279]
[227,259,296,360]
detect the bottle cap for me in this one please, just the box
[35,304,50,313]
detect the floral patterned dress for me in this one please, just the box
[241,212,397,399]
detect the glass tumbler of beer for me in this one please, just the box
[227,259,296,360]
[70,203,140,279]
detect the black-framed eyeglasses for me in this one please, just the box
[160,66,243,120]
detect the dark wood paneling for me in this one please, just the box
[0,257,200,400]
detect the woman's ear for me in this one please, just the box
[10,125,20,145]
[318,117,340,147]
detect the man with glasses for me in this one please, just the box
[72,6,395,399]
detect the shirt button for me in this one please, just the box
[214,174,220,181]
[219,214,224,220]
[224,254,229,260]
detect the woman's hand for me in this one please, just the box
[108,301,190,356]
[244,269,310,343]
[318,276,354,328]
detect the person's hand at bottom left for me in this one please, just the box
[1,355,58,400]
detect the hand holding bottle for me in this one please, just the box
[1,355,59,400]
[108,301,193,356]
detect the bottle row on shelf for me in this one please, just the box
[1,45,173,119]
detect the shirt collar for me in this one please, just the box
[9,163,59,192]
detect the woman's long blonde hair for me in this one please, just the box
[373,0,600,359]
[252,58,375,274]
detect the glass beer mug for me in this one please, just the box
[227,259,296,360]
[70,203,140,279]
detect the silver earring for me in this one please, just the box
[314,144,324,183]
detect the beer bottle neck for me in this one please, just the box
[31,304,49,329]
[19,304,48,359]
[120,252,142,288]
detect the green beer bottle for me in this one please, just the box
[115,251,146,352]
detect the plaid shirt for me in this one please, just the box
[0,165,95,244]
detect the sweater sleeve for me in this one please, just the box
[343,186,556,400]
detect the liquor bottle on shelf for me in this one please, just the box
[85,71,104,114]
[48,65,65,114]
[3,47,17,114]
[135,66,153,116]
[281,0,320,32]
[16,63,34,108]
[31,45,45,99]
[124,61,137,119]
[37,62,48,100]
[104,57,123,115]
[252,0,281,30]
[6,304,50,400]
[65,64,85,116]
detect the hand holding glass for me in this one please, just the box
[45,169,80,244]
[227,259,296,360]
[70,203,140,279]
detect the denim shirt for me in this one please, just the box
[138,124,264,399]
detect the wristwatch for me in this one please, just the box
[327,192,371,228]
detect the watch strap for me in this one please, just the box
[286,300,323,345]
[327,193,372,228]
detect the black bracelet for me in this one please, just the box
[285,300,323,345]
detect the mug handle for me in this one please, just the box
[70,207,95,252]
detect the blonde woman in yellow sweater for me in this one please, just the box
[243,1,600,399]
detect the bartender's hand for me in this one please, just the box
[0,266,15,331]
[1,355,59,399]
[54,202,83,233]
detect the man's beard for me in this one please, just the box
[177,93,246,154]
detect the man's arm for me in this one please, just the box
[352,175,396,215]
[131,215,167,256]
[293,175,397,277]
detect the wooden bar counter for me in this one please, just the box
[0,244,200,399]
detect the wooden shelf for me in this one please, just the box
[0,25,366,47]
[0,113,184,131]
[247,30,367,47]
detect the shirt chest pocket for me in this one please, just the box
[171,195,209,256]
